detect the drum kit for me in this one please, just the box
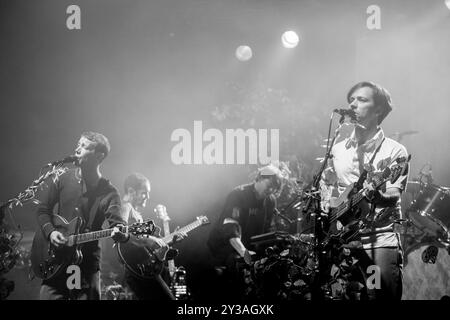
[400,173,450,300]
[244,163,450,300]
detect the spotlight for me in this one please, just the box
[446,0,450,10]
[281,31,299,49]
[235,45,253,61]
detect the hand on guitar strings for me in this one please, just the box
[144,235,167,250]
[362,181,379,203]
[49,230,67,247]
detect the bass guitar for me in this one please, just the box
[321,155,410,247]
[117,215,210,280]
[31,214,155,280]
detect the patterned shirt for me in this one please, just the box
[321,128,409,249]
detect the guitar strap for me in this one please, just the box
[360,137,385,218]
[354,137,385,191]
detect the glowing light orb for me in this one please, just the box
[281,31,300,49]
[235,45,253,61]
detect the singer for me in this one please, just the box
[35,131,129,300]
[320,81,409,300]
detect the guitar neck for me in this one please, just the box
[70,225,128,245]
[162,219,177,276]
[162,220,203,245]
[330,178,387,223]
[162,220,171,237]
[331,192,365,222]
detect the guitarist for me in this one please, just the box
[120,173,184,300]
[320,82,409,300]
[36,132,130,300]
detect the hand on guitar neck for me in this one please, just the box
[130,234,168,251]
[50,225,130,247]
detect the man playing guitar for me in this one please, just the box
[320,82,409,299]
[36,132,130,300]
[120,173,185,300]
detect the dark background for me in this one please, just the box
[1,0,449,299]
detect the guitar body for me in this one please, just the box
[322,184,371,247]
[31,214,84,280]
[116,241,168,280]
[321,156,411,247]
[117,215,209,280]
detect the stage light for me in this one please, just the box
[281,31,299,49]
[446,0,450,10]
[235,45,253,61]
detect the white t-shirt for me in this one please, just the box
[121,201,144,224]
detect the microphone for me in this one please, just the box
[45,155,78,167]
[333,108,356,120]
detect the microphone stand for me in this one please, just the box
[0,161,71,299]
[274,208,294,225]
[302,112,346,299]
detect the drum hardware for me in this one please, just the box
[402,242,450,300]
[170,266,190,300]
[421,245,438,264]
[404,181,450,239]
[103,283,134,300]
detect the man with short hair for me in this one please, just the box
[207,164,285,300]
[122,172,151,224]
[120,172,180,300]
[36,131,129,300]
[320,81,409,300]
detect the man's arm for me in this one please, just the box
[36,177,59,240]
[105,192,126,228]
[364,146,409,206]
[36,176,69,247]
[105,192,130,243]
[365,186,402,207]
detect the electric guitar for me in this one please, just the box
[321,155,410,247]
[117,215,210,280]
[31,214,155,280]
[154,204,177,278]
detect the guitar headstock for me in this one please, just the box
[370,154,411,188]
[154,204,170,221]
[389,155,411,184]
[128,220,156,236]
[196,215,210,226]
